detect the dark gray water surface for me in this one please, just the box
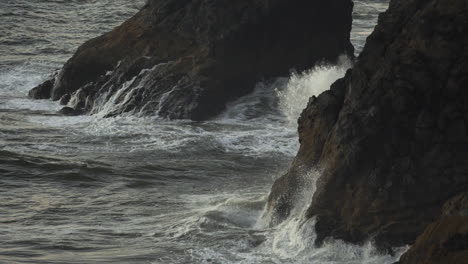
[0,1,395,263]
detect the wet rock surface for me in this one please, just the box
[28,78,54,99]
[268,0,468,254]
[397,193,468,264]
[29,0,354,120]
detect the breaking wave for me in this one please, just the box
[0,1,393,263]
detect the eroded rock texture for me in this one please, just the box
[398,193,468,264]
[267,0,468,252]
[29,0,354,120]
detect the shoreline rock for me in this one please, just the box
[28,78,54,99]
[29,0,354,120]
[397,193,468,264]
[267,0,468,257]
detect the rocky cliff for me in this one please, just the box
[398,193,468,264]
[29,0,354,120]
[267,0,468,257]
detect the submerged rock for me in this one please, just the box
[29,0,354,120]
[268,0,468,254]
[58,107,83,116]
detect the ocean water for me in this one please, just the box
[0,1,399,263]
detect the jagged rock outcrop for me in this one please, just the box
[29,0,354,120]
[268,0,468,254]
[398,193,468,264]
[28,78,53,99]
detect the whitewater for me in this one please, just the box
[0,1,398,263]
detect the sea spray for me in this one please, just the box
[276,55,352,127]
[0,1,394,262]
[0,61,57,97]
[257,167,407,263]
[254,57,408,263]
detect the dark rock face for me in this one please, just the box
[28,79,54,99]
[29,0,354,120]
[267,0,468,252]
[59,94,71,105]
[58,107,83,116]
[398,193,468,264]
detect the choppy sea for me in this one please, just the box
[0,1,401,263]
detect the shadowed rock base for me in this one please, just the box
[397,193,468,264]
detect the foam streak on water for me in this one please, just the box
[0,1,393,263]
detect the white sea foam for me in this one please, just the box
[219,78,288,122]
[91,74,141,118]
[185,185,407,264]
[91,63,167,118]
[252,168,407,264]
[276,55,351,127]
[183,168,407,264]
[2,54,351,158]
[0,62,61,112]
[0,1,394,263]
[2,8,394,262]
[0,62,55,97]
[257,212,408,264]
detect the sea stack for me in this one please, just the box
[29,0,354,120]
[267,0,468,260]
